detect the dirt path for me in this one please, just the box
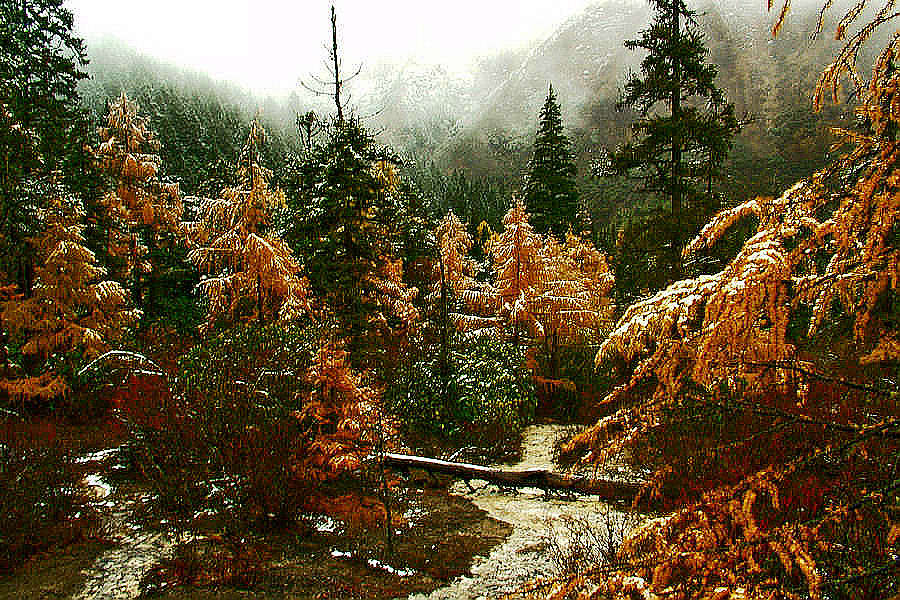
[407,424,639,600]
[70,450,179,600]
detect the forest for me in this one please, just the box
[0,0,897,599]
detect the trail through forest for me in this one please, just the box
[410,424,641,600]
[72,448,179,600]
[62,426,639,600]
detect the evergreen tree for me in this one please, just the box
[0,0,88,295]
[285,116,399,345]
[523,84,579,238]
[0,0,87,172]
[284,6,423,374]
[605,0,739,300]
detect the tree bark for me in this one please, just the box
[383,452,641,501]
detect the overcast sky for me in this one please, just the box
[64,0,602,95]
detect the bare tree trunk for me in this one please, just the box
[383,453,641,501]
[330,6,343,123]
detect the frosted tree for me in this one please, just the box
[532,232,614,383]
[188,119,309,330]
[96,92,182,311]
[1,184,138,404]
[458,199,614,379]
[557,9,900,595]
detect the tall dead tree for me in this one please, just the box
[302,5,360,123]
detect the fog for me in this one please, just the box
[65,0,601,96]
[68,0,867,170]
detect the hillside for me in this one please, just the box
[76,3,876,217]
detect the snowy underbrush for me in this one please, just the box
[0,427,99,573]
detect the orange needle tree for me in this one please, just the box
[187,119,309,330]
[1,184,138,405]
[95,92,182,313]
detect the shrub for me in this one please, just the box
[543,510,638,576]
[0,427,97,573]
[128,323,316,531]
[127,322,385,536]
[388,335,536,436]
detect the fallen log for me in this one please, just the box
[382,452,641,502]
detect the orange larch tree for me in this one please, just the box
[435,210,476,295]
[1,184,138,405]
[458,197,545,344]
[187,119,309,330]
[531,232,614,384]
[457,200,614,367]
[558,20,900,598]
[95,92,182,310]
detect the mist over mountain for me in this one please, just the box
[79,0,881,198]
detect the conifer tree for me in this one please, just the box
[0,108,42,295]
[431,211,476,408]
[96,93,182,313]
[286,5,422,369]
[0,0,87,173]
[1,184,138,404]
[0,0,88,295]
[188,119,309,331]
[491,197,545,347]
[523,84,579,237]
[287,116,397,336]
[606,0,739,296]
[456,200,614,391]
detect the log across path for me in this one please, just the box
[382,452,641,502]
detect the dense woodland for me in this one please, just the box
[1,0,898,598]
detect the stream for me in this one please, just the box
[408,424,639,600]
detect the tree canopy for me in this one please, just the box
[605,0,739,299]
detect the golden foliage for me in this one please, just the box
[1,190,139,402]
[0,373,68,405]
[434,210,476,294]
[770,0,900,108]
[365,256,420,340]
[95,93,182,284]
[558,34,900,600]
[575,85,900,456]
[454,198,614,355]
[536,232,614,344]
[187,120,309,329]
[294,342,381,482]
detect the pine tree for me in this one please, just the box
[606,0,739,295]
[285,115,405,354]
[0,0,88,295]
[286,6,422,370]
[432,211,476,408]
[523,85,579,238]
[0,108,41,294]
[0,0,87,173]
